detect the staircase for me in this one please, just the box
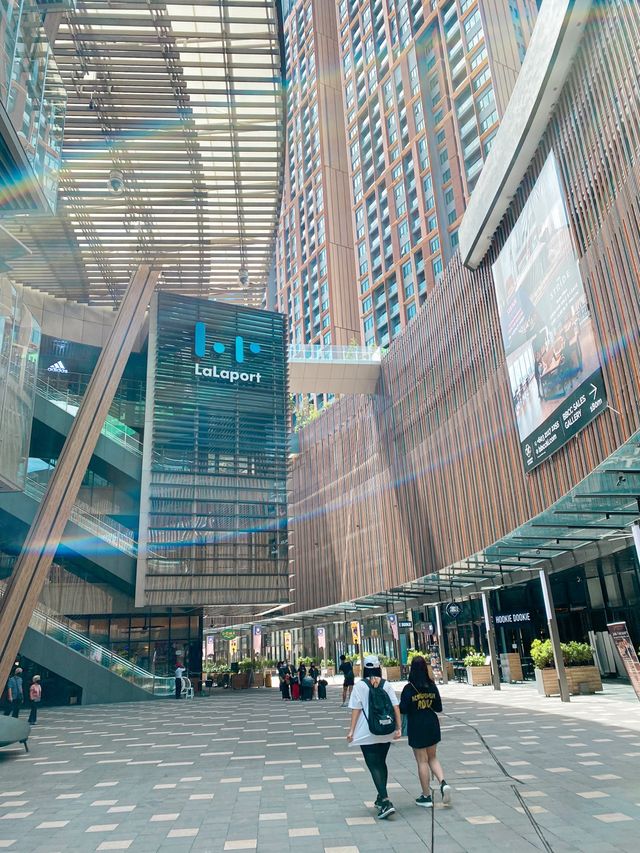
[1,582,174,704]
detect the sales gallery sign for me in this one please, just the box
[492,153,607,470]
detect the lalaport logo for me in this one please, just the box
[193,321,262,384]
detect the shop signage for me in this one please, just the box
[492,152,607,470]
[220,629,236,640]
[607,621,640,702]
[445,602,462,619]
[494,611,532,626]
[194,323,263,384]
[398,620,412,629]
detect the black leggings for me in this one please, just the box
[361,742,391,801]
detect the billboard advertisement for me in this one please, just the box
[492,153,606,469]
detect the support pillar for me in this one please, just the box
[435,604,448,685]
[0,264,161,689]
[539,568,570,702]
[481,593,501,691]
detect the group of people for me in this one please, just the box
[346,653,451,819]
[277,660,327,700]
[2,666,42,724]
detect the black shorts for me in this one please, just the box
[344,677,355,687]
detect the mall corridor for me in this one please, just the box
[0,684,638,852]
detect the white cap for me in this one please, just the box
[363,654,380,668]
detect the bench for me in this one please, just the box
[0,717,30,753]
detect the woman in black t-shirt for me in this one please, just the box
[400,655,452,808]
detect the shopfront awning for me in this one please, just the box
[214,429,640,634]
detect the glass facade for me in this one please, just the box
[0,276,40,491]
[0,0,66,211]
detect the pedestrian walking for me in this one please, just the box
[399,655,451,808]
[3,667,23,718]
[277,661,291,700]
[28,675,42,725]
[175,663,185,699]
[346,654,401,819]
[339,654,355,706]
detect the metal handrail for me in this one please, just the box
[36,377,143,456]
[0,581,174,696]
[24,476,137,556]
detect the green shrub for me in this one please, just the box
[530,639,594,669]
[463,652,487,667]
[345,653,360,663]
[406,649,429,664]
[380,655,399,667]
[563,641,594,666]
[321,658,335,668]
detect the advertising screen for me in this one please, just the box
[492,153,606,469]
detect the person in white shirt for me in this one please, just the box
[175,663,186,699]
[346,654,401,819]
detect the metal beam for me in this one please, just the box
[0,264,161,690]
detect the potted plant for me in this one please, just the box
[321,658,335,676]
[381,655,401,681]
[464,651,492,686]
[531,639,602,696]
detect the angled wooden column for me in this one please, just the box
[0,264,161,689]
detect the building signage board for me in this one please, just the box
[445,602,462,620]
[397,620,412,629]
[492,153,607,470]
[493,611,532,626]
[607,621,640,702]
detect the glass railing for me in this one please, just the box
[289,344,383,363]
[36,378,143,456]
[24,475,137,557]
[0,580,173,696]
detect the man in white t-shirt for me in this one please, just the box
[346,654,401,819]
[175,664,185,699]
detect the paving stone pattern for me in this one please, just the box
[0,683,639,852]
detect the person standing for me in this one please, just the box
[175,663,185,699]
[3,667,23,718]
[309,661,319,698]
[339,654,355,706]
[399,655,451,808]
[28,675,42,725]
[346,655,401,819]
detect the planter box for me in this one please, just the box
[253,673,264,688]
[383,666,401,681]
[231,673,248,690]
[466,665,492,686]
[446,661,454,680]
[500,653,524,683]
[535,665,603,696]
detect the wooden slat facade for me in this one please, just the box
[289,0,640,612]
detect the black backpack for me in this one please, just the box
[363,678,396,735]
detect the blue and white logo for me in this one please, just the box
[193,322,262,384]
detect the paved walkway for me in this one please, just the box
[0,682,639,852]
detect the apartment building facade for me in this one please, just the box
[275,0,538,349]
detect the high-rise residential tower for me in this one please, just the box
[274,0,361,350]
[276,0,538,348]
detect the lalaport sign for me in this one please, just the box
[193,322,263,384]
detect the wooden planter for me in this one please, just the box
[231,673,248,690]
[466,665,492,686]
[383,666,401,681]
[535,665,602,696]
[445,661,454,679]
[324,667,335,677]
[253,673,264,688]
[264,672,272,688]
[500,653,524,682]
